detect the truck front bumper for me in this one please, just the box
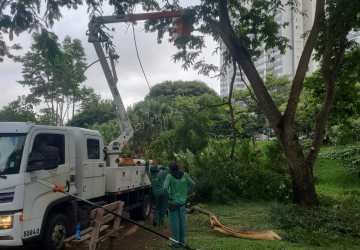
[0,211,23,247]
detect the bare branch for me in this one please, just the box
[228,59,236,103]
[228,58,237,159]
[306,43,347,165]
[283,0,325,126]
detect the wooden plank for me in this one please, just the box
[90,201,123,219]
[89,208,104,250]
[65,227,93,243]
[72,225,110,245]
[103,201,123,212]
[65,201,125,250]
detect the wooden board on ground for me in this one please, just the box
[65,201,125,250]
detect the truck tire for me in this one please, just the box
[130,194,151,220]
[141,194,152,220]
[43,213,69,250]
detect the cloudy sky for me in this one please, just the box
[0,2,219,109]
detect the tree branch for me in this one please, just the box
[228,59,237,159]
[238,67,258,104]
[209,1,282,134]
[306,43,347,166]
[283,0,325,126]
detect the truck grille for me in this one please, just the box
[0,192,14,203]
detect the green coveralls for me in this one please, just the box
[149,166,168,226]
[153,167,168,226]
[163,172,194,248]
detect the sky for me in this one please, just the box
[0,3,219,109]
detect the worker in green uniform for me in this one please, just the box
[163,161,195,248]
[153,165,168,226]
[149,163,168,226]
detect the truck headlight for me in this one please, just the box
[0,215,13,230]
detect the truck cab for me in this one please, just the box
[0,122,150,249]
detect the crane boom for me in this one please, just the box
[88,11,182,157]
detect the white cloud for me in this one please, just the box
[0,4,219,109]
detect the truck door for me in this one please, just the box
[81,136,105,199]
[23,130,71,240]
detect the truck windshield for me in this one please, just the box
[0,134,26,175]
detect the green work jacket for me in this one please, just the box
[163,172,194,205]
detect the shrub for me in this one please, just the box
[320,146,360,173]
[271,204,360,247]
[177,140,291,203]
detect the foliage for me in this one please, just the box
[18,30,88,125]
[299,46,360,140]
[271,205,360,247]
[146,95,218,161]
[128,81,223,157]
[92,119,120,145]
[146,80,217,100]
[4,0,360,206]
[320,146,360,173]
[177,140,291,203]
[233,74,291,139]
[0,96,37,122]
[160,154,360,250]
[68,100,117,128]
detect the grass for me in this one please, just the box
[154,146,360,250]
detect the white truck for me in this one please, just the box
[0,10,184,250]
[0,12,158,250]
[0,122,151,249]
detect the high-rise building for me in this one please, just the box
[219,43,248,97]
[349,30,360,43]
[220,0,317,97]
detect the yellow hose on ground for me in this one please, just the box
[191,207,282,241]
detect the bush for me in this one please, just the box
[320,146,360,172]
[328,118,360,145]
[271,204,360,247]
[177,140,291,203]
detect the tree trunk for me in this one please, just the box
[282,136,318,206]
[291,168,318,207]
[211,0,323,207]
[288,156,318,207]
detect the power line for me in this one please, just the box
[132,24,151,91]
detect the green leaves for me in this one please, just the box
[17,30,88,125]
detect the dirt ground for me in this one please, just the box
[20,222,169,250]
[73,223,169,250]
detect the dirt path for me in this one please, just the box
[19,222,169,250]
[70,223,169,250]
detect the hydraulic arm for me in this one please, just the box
[88,11,182,154]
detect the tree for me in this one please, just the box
[298,46,360,143]
[4,0,360,206]
[0,0,101,61]
[0,96,37,122]
[67,100,117,128]
[143,0,360,207]
[233,74,291,141]
[128,81,221,156]
[147,80,217,100]
[18,30,87,125]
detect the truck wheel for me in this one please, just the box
[130,194,151,220]
[141,194,152,220]
[43,213,69,250]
